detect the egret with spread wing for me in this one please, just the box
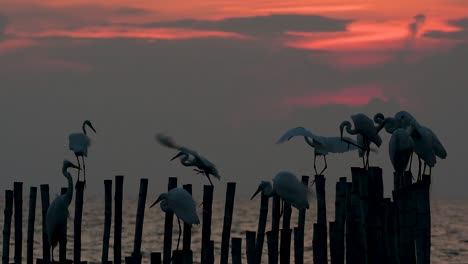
[156,133,220,186]
[46,160,80,262]
[340,113,386,169]
[150,188,200,250]
[276,127,363,175]
[68,120,96,186]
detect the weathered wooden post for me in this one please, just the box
[366,167,384,264]
[255,192,269,264]
[131,178,148,264]
[382,198,398,264]
[26,187,37,264]
[150,252,162,264]
[201,185,214,264]
[415,174,431,264]
[395,171,416,264]
[102,180,113,264]
[331,177,347,264]
[294,175,309,264]
[329,222,338,264]
[74,181,86,264]
[14,182,23,264]
[266,231,279,264]
[220,182,237,264]
[59,187,69,263]
[231,237,242,264]
[182,184,193,263]
[312,175,327,264]
[2,190,13,264]
[280,201,292,264]
[163,177,177,264]
[346,169,365,264]
[40,184,50,263]
[207,240,215,264]
[246,231,257,264]
[115,175,124,264]
[171,251,184,264]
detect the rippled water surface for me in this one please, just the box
[0,196,467,263]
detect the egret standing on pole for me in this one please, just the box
[68,120,96,186]
[339,113,386,169]
[46,160,80,262]
[276,127,364,175]
[156,133,220,186]
[150,188,200,250]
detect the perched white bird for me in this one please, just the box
[340,113,386,168]
[389,126,415,186]
[156,133,220,186]
[394,111,447,179]
[46,160,80,261]
[251,171,310,211]
[68,120,96,185]
[276,127,363,175]
[150,188,200,249]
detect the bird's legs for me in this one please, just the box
[75,154,81,182]
[319,155,328,175]
[177,217,182,250]
[418,157,422,181]
[82,156,87,188]
[421,163,427,181]
[313,155,318,175]
[408,152,414,173]
[279,199,284,218]
[206,173,214,186]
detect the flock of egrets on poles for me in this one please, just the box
[46,110,446,260]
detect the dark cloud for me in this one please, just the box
[0,13,8,40]
[409,13,426,37]
[131,14,351,36]
[114,7,153,15]
[424,17,468,39]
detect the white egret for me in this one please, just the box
[394,111,447,179]
[46,160,80,261]
[156,133,220,186]
[150,188,200,250]
[389,126,415,186]
[251,171,310,214]
[68,120,96,186]
[340,113,386,168]
[276,127,364,175]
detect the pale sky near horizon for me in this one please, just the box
[0,0,467,200]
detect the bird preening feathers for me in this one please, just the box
[156,133,220,186]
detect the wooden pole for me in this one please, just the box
[27,187,37,264]
[295,175,309,264]
[207,241,215,264]
[231,237,242,264]
[395,171,416,264]
[59,187,68,263]
[14,182,23,264]
[163,177,177,264]
[280,199,292,264]
[132,178,148,263]
[313,175,327,264]
[40,184,50,263]
[220,182,236,264]
[150,252,162,264]
[255,192,269,264]
[74,181,85,264]
[382,198,398,264]
[2,190,13,264]
[246,231,257,264]
[270,195,281,264]
[102,180,113,264]
[201,185,214,264]
[115,175,124,264]
[346,169,365,264]
[266,231,279,264]
[332,177,347,264]
[366,167,384,264]
[182,184,193,253]
[171,250,184,264]
[329,222,337,264]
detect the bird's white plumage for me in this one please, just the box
[46,195,69,248]
[350,113,382,147]
[389,128,414,173]
[161,188,200,225]
[276,126,359,155]
[69,133,91,156]
[273,171,310,210]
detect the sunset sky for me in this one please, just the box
[1,0,467,199]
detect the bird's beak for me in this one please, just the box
[170,152,183,161]
[250,186,262,200]
[150,196,162,208]
[88,123,97,134]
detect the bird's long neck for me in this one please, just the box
[82,122,88,135]
[63,172,74,206]
[345,124,358,135]
[264,182,274,197]
[304,136,316,148]
[180,153,194,166]
[160,200,171,213]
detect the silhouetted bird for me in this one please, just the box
[68,120,96,186]
[276,126,364,175]
[150,187,200,250]
[46,160,80,262]
[156,133,220,186]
